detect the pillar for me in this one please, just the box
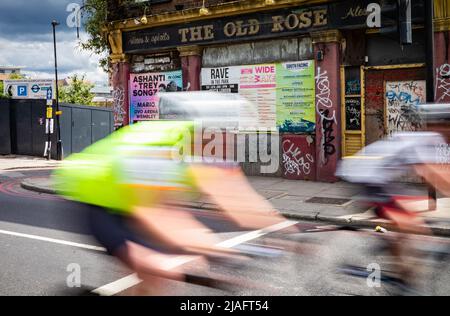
[109,29,130,127]
[178,46,203,91]
[111,61,130,127]
[311,30,343,183]
[434,29,450,103]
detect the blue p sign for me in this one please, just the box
[18,86,28,97]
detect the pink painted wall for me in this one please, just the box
[281,135,316,181]
[111,62,130,127]
[314,42,341,182]
[181,54,202,91]
[435,31,450,103]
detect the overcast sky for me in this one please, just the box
[0,0,108,84]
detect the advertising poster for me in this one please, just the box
[129,70,183,123]
[201,65,277,131]
[239,64,277,131]
[3,79,55,99]
[201,67,240,93]
[201,61,316,133]
[276,61,315,133]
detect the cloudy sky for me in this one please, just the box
[0,0,108,83]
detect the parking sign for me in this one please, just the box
[17,86,28,97]
[3,79,55,99]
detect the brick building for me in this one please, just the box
[105,0,450,182]
[0,66,23,81]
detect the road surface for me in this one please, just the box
[0,169,449,296]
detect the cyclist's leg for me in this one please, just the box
[362,185,417,287]
[374,194,431,289]
[87,204,187,294]
[131,205,241,259]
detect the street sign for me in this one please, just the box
[17,86,28,97]
[46,107,53,119]
[31,84,41,94]
[46,87,52,99]
[3,79,55,100]
[46,87,53,106]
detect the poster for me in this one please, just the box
[385,81,426,136]
[201,67,240,93]
[276,61,315,133]
[239,64,277,131]
[3,79,55,99]
[201,61,316,133]
[201,65,277,130]
[129,70,183,123]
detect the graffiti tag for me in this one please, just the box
[385,81,425,137]
[113,88,126,127]
[436,64,450,103]
[282,140,314,176]
[316,67,337,166]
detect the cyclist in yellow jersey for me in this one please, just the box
[53,93,292,293]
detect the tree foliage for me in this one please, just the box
[79,0,110,71]
[81,0,149,71]
[9,73,25,80]
[59,74,95,105]
[0,81,6,99]
[0,73,25,98]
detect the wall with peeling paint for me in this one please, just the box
[364,68,426,145]
[202,37,313,67]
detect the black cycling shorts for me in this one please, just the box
[87,204,170,256]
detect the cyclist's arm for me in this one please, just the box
[188,164,296,231]
[415,164,450,197]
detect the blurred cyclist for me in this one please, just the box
[413,104,450,197]
[53,92,291,295]
[336,103,450,291]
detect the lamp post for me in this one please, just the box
[52,20,63,160]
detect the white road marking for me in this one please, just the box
[0,220,300,296]
[92,220,299,296]
[0,229,107,252]
[92,274,142,296]
[217,220,299,248]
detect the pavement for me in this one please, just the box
[3,155,450,236]
[0,155,60,171]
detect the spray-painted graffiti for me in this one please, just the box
[436,143,450,172]
[316,67,337,166]
[346,79,361,95]
[345,97,362,131]
[282,139,314,176]
[436,64,450,103]
[385,81,425,137]
[348,107,361,127]
[436,143,450,164]
[113,88,126,127]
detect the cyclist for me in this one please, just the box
[336,103,450,292]
[53,93,291,295]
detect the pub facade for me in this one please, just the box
[106,0,450,182]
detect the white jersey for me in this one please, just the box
[336,132,447,185]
